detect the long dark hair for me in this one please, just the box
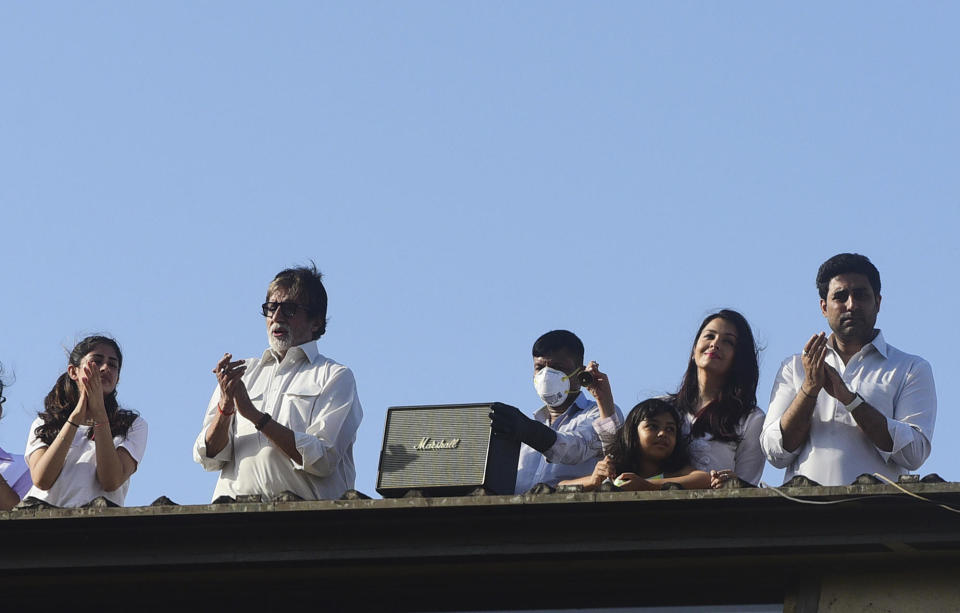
[608,398,689,476]
[34,336,138,445]
[0,362,8,420]
[671,309,760,443]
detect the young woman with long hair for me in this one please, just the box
[24,336,147,507]
[670,309,765,487]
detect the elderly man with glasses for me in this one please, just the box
[193,263,363,501]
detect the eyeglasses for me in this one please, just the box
[261,301,311,318]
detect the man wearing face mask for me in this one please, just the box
[490,330,622,494]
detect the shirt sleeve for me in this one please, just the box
[760,357,802,469]
[10,463,32,498]
[24,416,49,461]
[543,403,616,465]
[873,358,936,469]
[117,417,148,464]
[192,386,234,471]
[288,366,363,477]
[593,412,622,456]
[733,408,766,485]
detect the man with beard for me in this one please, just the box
[193,263,363,501]
[761,253,936,486]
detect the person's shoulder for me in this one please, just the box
[880,338,933,373]
[312,353,353,375]
[772,351,803,375]
[741,406,766,428]
[303,353,357,391]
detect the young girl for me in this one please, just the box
[560,398,709,491]
[24,336,148,507]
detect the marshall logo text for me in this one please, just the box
[414,437,461,451]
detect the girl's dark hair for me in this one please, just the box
[608,398,689,475]
[671,309,760,443]
[34,336,138,445]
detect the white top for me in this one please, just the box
[682,407,766,485]
[514,392,623,494]
[0,445,31,498]
[23,416,148,507]
[193,341,363,501]
[761,330,936,486]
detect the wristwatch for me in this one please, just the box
[843,392,865,412]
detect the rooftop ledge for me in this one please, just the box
[3,475,959,520]
[2,477,960,610]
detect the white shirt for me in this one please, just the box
[514,392,622,494]
[683,407,766,485]
[23,416,148,507]
[0,445,31,499]
[593,404,765,485]
[193,341,362,501]
[761,331,936,486]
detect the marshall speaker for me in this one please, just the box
[376,403,520,498]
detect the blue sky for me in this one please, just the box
[1,3,957,505]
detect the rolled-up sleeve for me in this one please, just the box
[875,358,936,469]
[192,387,234,471]
[593,413,622,455]
[761,357,801,469]
[543,404,622,465]
[289,367,362,477]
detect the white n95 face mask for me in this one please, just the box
[533,366,582,408]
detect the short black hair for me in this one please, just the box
[816,253,881,300]
[532,330,585,365]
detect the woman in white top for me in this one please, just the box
[669,309,765,487]
[25,336,147,507]
[0,365,30,510]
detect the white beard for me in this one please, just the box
[267,325,292,355]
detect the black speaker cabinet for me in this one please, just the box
[376,403,520,498]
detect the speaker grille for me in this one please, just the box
[378,405,493,490]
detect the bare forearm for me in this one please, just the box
[850,402,894,452]
[780,389,817,452]
[204,410,234,458]
[596,393,616,420]
[0,476,20,511]
[29,424,78,490]
[662,469,710,490]
[557,474,602,491]
[236,397,302,464]
[93,423,127,491]
[259,418,303,465]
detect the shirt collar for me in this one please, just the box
[0,446,11,462]
[868,329,888,358]
[534,390,592,420]
[260,340,319,366]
